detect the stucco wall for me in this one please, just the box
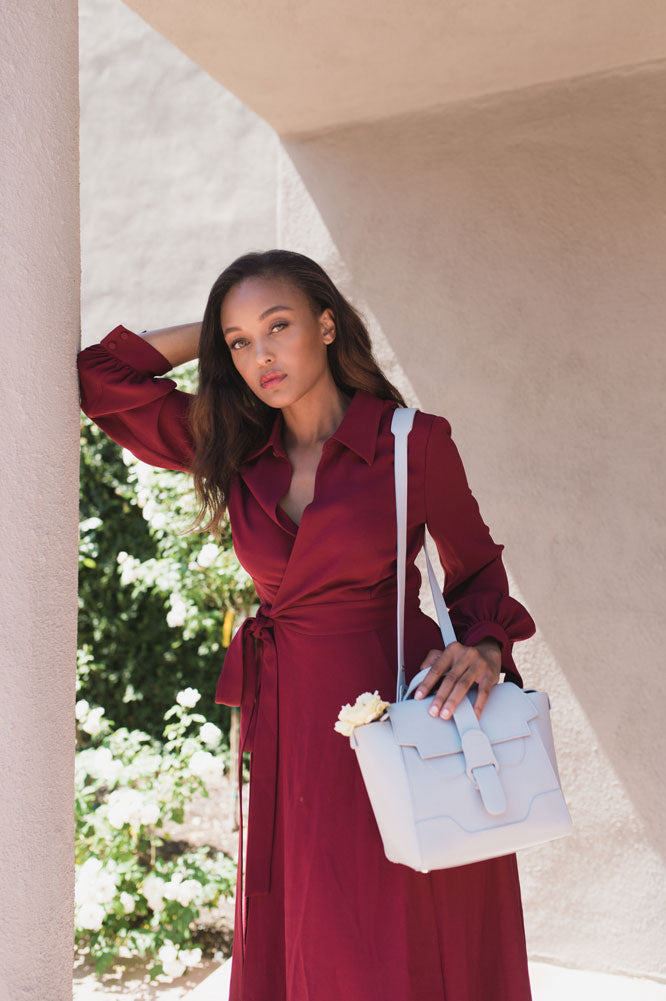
[122,0,666,136]
[276,63,666,979]
[80,0,278,344]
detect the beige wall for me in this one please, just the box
[123,0,666,136]
[0,2,81,1000]
[275,62,666,978]
[79,0,278,343]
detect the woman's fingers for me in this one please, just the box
[429,667,475,719]
[471,676,494,720]
[413,644,461,699]
[426,643,477,718]
[413,642,499,720]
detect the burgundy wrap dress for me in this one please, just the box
[77,324,537,1001]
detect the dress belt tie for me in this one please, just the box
[213,592,424,970]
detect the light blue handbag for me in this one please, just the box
[348,407,573,871]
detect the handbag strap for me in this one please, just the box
[391,406,457,701]
[390,406,507,815]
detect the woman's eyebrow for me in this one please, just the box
[223,305,294,336]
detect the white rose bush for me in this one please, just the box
[77,396,257,980]
[116,451,256,649]
[75,688,237,979]
[78,407,257,747]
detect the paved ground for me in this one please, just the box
[74,953,666,1000]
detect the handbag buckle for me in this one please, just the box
[460,729,507,815]
[461,728,499,784]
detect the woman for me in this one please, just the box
[77,249,536,1001]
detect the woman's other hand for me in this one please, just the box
[413,638,502,721]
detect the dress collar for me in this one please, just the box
[242,388,388,466]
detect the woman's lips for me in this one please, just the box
[261,373,287,388]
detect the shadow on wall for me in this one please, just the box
[279,65,666,865]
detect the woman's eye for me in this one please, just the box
[229,322,287,350]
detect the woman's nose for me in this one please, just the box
[253,338,274,363]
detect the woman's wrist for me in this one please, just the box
[471,637,503,673]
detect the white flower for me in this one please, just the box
[179,946,203,967]
[75,699,90,722]
[137,753,162,776]
[121,448,136,467]
[81,706,106,736]
[79,746,123,786]
[158,940,186,979]
[154,771,175,800]
[116,551,129,564]
[196,542,219,568]
[199,722,222,747]
[107,787,145,829]
[142,498,158,522]
[176,687,201,709]
[167,594,187,628]
[120,559,141,587]
[140,801,160,826]
[141,874,166,912]
[151,512,168,530]
[75,856,118,927]
[120,891,135,914]
[162,955,186,979]
[163,876,200,907]
[178,879,201,907]
[188,749,218,784]
[76,901,105,931]
[334,690,390,737]
[134,460,154,487]
[80,516,103,532]
[159,939,178,960]
[97,749,123,786]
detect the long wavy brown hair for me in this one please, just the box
[182,249,407,539]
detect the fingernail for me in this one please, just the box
[441,707,451,719]
[414,689,423,699]
[429,705,439,716]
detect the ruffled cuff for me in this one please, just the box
[97,324,173,375]
[448,592,536,688]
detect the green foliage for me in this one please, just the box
[74,690,237,979]
[75,361,264,975]
[77,360,258,741]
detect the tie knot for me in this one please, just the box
[249,605,275,638]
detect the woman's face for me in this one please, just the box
[220,276,335,406]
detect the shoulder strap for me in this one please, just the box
[391,407,457,702]
[390,407,509,814]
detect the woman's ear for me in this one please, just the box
[320,308,336,345]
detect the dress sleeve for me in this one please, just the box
[423,414,536,687]
[77,324,195,472]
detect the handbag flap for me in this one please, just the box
[387,683,539,759]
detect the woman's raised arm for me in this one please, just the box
[140,320,201,369]
[76,323,201,472]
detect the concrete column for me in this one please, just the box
[0,2,81,999]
